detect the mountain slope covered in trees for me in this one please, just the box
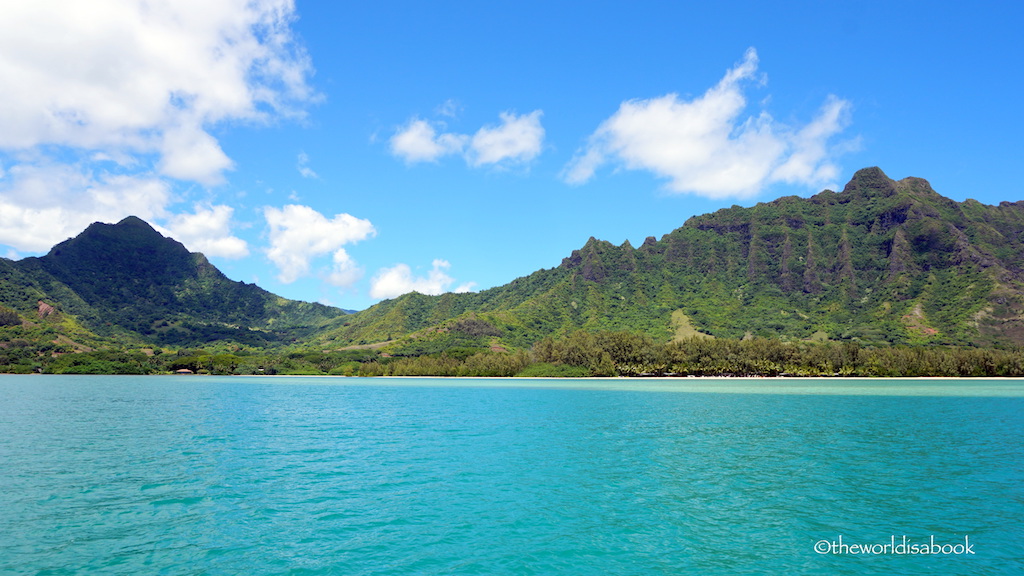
[2,167,1024,371]
[0,217,345,348]
[314,167,1024,351]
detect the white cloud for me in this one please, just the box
[389,119,467,163]
[325,249,362,288]
[0,0,317,255]
[160,204,249,259]
[0,161,171,253]
[563,48,853,198]
[157,124,235,185]
[389,110,545,168]
[264,204,375,285]
[0,162,249,258]
[369,259,476,300]
[0,0,315,184]
[468,111,545,167]
[769,95,854,188]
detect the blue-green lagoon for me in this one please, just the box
[1,375,1021,575]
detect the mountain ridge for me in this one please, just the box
[314,167,1024,350]
[2,167,1024,357]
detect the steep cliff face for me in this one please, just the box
[589,167,1024,345]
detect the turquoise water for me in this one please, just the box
[1,376,1021,575]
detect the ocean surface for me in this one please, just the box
[1,375,1022,575]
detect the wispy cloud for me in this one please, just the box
[563,48,853,198]
[369,259,476,300]
[435,99,462,118]
[264,204,376,286]
[389,110,545,168]
[297,151,318,179]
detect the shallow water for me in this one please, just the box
[1,375,1021,575]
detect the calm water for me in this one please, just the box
[1,376,1022,575]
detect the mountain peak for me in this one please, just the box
[841,166,897,198]
[115,215,157,229]
[894,175,938,196]
[41,216,198,302]
[47,216,188,262]
[14,215,345,346]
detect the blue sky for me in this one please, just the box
[1,1,1021,310]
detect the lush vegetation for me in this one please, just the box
[0,216,345,347]
[2,168,1024,378]
[312,168,1024,351]
[3,325,1023,378]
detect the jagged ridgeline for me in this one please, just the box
[0,217,345,347]
[318,167,1024,349]
[2,166,1024,353]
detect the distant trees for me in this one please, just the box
[526,330,1024,378]
[359,350,530,377]
[0,305,20,327]
[1,323,1022,378]
[48,350,159,374]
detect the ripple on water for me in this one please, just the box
[0,375,1021,575]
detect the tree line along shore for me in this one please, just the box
[3,327,1022,378]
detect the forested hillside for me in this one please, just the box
[0,216,345,350]
[2,167,1023,376]
[314,167,1024,351]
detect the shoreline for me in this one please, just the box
[228,374,1024,397]
[12,373,1021,397]
[13,372,1024,381]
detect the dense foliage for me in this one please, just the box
[0,216,344,348]
[312,168,1024,351]
[3,327,1022,378]
[2,168,1024,377]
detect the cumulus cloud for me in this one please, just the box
[369,259,476,300]
[0,161,171,252]
[0,0,315,184]
[563,48,853,198]
[389,110,544,168]
[326,249,363,289]
[0,0,316,254]
[468,111,545,167]
[389,119,468,163]
[263,204,375,285]
[160,204,249,259]
[157,125,235,185]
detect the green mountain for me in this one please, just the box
[315,167,1024,351]
[0,216,345,348]
[2,167,1023,360]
